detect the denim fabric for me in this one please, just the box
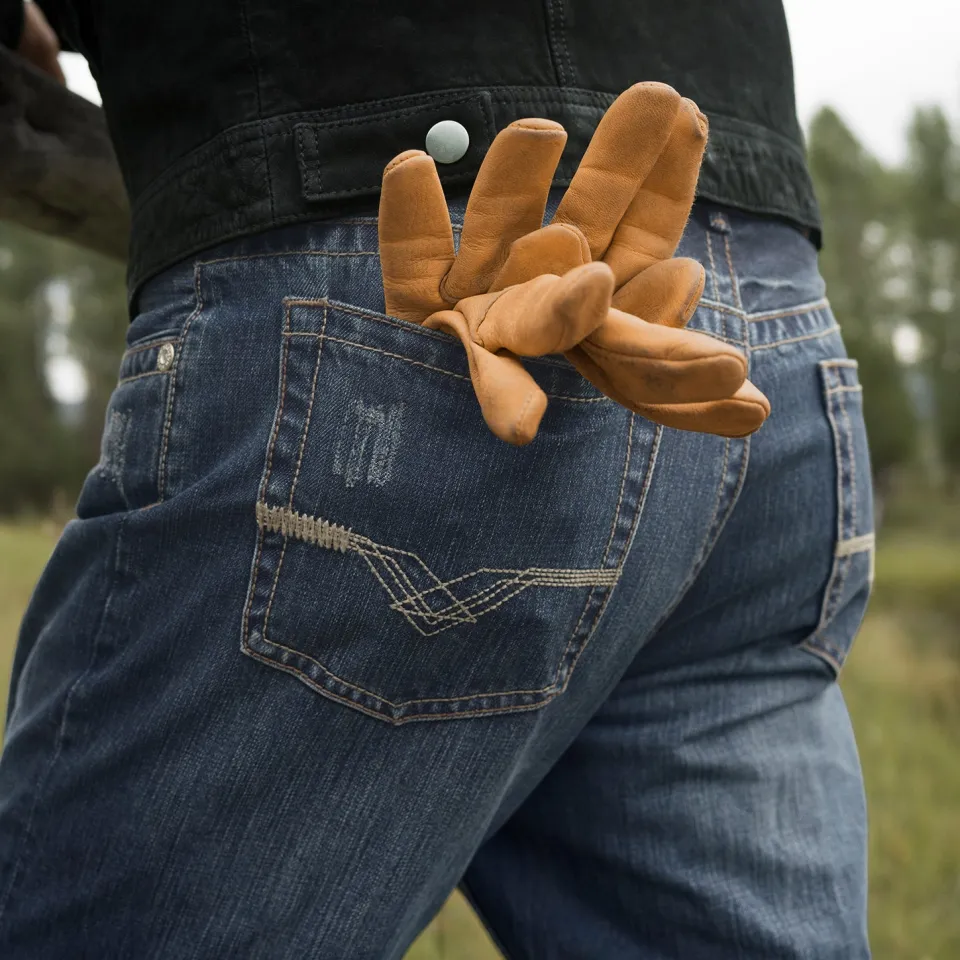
[0,195,872,958]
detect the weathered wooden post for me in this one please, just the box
[0,46,128,260]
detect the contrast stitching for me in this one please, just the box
[122,337,177,358]
[359,547,476,626]
[807,363,855,655]
[798,640,843,674]
[255,502,618,636]
[287,298,607,377]
[358,533,476,625]
[240,302,295,654]
[837,532,875,557]
[254,617,596,708]
[198,251,378,268]
[747,298,831,322]
[303,335,472,383]
[642,430,750,644]
[243,647,567,721]
[841,372,858,539]
[723,233,743,310]
[287,307,327,509]
[750,326,840,352]
[696,297,831,321]
[241,296,636,715]
[825,385,863,395]
[118,370,171,386]
[256,503,353,551]
[821,358,859,369]
[259,303,294,503]
[602,414,634,569]
[564,419,660,682]
[563,415,633,659]
[285,332,608,403]
[261,305,335,644]
[705,231,720,303]
[289,298,455,344]
[157,265,203,500]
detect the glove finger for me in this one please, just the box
[612,257,705,328]
[425,310,547,445]
[567,347,769,436]
[577,308,746,404]
[442,119,568,303]
[632,380,771,437]
[378,150,455,322]
[604,98,709,286]
[465,262,613,356]
[552,82,682,261]
[490,222,591,291]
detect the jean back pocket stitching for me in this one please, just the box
[242,300,641,721]
[256,502,619,638]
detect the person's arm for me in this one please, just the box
[1,1,64,83]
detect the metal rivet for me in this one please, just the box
[425,120,470,164]
[156,342,175,371]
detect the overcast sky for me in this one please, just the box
[61,0,959,165]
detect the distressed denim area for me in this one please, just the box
[0,196,872,958]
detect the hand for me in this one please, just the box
[17,2,65,84]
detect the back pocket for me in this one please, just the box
[801,360,875,673]
[242,299,657,723]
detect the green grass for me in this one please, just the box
[0,521,58,721]
[872,531,960,625]
[1,520,957,959]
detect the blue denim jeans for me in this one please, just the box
[0,196,873,958]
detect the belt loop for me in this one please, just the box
[703,205,742,315]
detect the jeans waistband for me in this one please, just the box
[137,195,830,350]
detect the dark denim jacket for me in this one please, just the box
[3,0,821,298]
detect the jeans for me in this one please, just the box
[0,195,874,958]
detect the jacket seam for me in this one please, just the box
[239,0,274,221]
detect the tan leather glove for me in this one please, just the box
[379,83,766,443]
[486,84,772,438]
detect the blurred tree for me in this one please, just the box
[0,222,125,515]
[808,107,918,483]
[51,242,128,454]
[904,106,960,481]
[0,223,87,512]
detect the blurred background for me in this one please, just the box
[1,1,958,957]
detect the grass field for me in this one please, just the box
[1,520,957,959]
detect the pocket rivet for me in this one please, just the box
[156,342,175,372]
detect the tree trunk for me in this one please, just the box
[0,46,128,261]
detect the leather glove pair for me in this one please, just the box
[379,82,771,444]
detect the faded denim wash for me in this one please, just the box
[0,194,873,958]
